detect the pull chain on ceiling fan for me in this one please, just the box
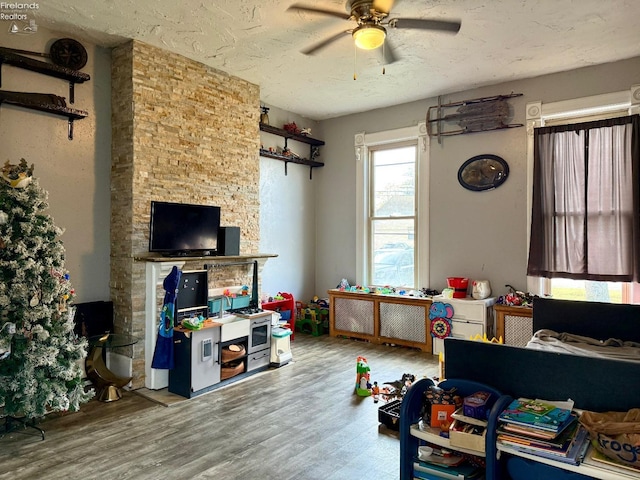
[287,0,461,64]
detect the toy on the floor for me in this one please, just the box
[295,296,329,336]
[372,381,380,403]
[355,356,372,396]
[381,373,416,401]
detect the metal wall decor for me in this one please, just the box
[458,154,509,191]
[427,93,523,144]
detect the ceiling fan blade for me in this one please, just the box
[382,40,398,64]
[301,30,352,55]
[287,4,351,20]
[372,0,397,15]
[389,17,461,33]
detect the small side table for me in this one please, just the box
[86,333,138,402]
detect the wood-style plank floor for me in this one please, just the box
[0,334,438,480]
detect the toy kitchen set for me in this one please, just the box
[166,261,293,399]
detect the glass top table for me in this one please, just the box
[86,333,138,402]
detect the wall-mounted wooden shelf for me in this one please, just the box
[0,47,91,139]
[259,123,325,179]
[259,123,325,146]
[0,47,90,104]
[0,93,88,140]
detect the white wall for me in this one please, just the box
[0,26,112,303]
[315,57,640,298]
[258,105,323,304]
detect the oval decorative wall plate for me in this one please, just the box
[458,154,509,191]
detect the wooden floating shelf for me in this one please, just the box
[0,47,91,105]
[259,149,323,167]
[259,149,324,179]
[0,47,90,84]
[0,98,88,119]
[259,123,325,146]
[259,123,325,179]
[0,96,88,140]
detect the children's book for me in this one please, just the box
[498,424,590,465]
[498,398,573,432]
[497,420,581,455]
[498,414,578,444]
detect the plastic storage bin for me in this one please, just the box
[378,399,402,431]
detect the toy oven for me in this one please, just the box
[248,315,271,355]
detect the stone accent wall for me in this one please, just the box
[110,40,261,388]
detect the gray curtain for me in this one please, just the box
[527,115,640,281]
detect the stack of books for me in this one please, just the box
[496,398,590,465]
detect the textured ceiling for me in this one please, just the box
[30,0,640,120]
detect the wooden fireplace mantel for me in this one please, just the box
[135,253,277,262]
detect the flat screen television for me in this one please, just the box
[149,201,221,256]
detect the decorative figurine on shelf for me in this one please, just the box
[260,105,270,125]
[283,122,301,134]
[310,146,321,162]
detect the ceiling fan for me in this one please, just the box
[287,0,461,64]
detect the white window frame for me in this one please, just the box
[355,122,429,288]
[525,84,640,297]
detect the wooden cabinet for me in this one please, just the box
[259,123,325,179]
[493,304,533,347]
[431,296,496,355]
[327,289,432,352]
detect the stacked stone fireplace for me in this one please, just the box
[110,40,261,388]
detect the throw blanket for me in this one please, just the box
[526,329,640,362]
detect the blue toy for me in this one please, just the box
[429,301,454,340]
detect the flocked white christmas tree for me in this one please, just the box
[0,159,93,420]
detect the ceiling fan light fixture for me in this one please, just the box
[352,24,386,50]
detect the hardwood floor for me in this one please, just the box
[0,334,438,480]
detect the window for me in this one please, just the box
[355,123,428,289]
[369,144,416,287]
[525,88,640,303]
[544,278,626,303]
